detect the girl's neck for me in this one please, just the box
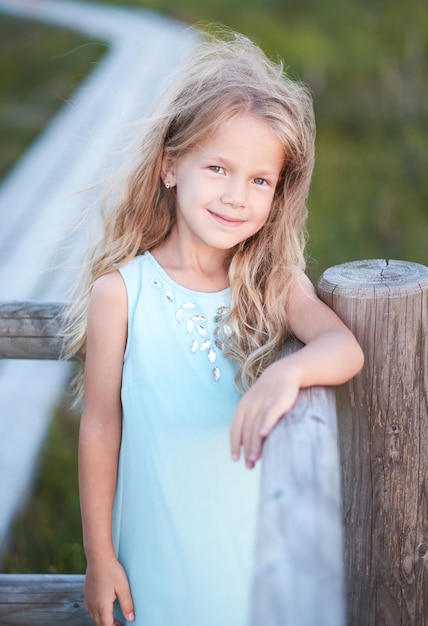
[150,236,230,293]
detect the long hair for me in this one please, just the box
[64,30,315,394]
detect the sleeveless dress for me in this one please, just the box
[113,252,260,626]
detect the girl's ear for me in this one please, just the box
[161,153,177,188]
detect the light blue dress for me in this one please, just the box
[113,252,260,626]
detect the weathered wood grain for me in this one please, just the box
[318,259,428,626]
[0,574,91,625]
[0,302,68,360]
[251,338,344,626]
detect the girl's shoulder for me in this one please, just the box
[87,271,128,352]
[90,270,127,310]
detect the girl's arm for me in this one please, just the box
[230,272,364,468]
[79,271,135,626]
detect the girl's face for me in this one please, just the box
[162,114,284,257]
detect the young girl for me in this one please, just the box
[69,31,363,626]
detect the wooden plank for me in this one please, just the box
[318,259,428,626]
[251,338,344,626]
[0,302,68,360]
[0,574,91,625]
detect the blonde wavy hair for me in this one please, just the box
[64,29,315,394]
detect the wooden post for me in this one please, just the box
[318,259,428,626]
[251,338,345,626]
[0,574,90,626]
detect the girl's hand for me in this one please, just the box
[229,272,364,470]
[230,359,300,469]
[83,557,135,626]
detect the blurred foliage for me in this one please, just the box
[0,15,106,179]
[1,0,427,275]
[1,396,85,573]
[89,0,428,276]
[1,0,427,574]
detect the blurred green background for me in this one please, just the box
[1,0,427,574]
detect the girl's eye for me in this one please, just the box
[253,177,268,186]
[209,165,224,174]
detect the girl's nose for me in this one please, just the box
[220,178,247,208]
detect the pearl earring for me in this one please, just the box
[165,182,170,189]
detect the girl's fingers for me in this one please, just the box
[242,413,257,467]
[248,410,276,465]
[248,407,283,464]
[258,406,283,440]
[230,364,302,468]
[243,403,288,466]
[230,409,245,461]
[248,419,266,463]
[116,576,135,623]
[231,403,267,467]
[231,399,291,468]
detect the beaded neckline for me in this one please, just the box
[145,253,232,382]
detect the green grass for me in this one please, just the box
[1,0,427,574]
[1,393,85,574]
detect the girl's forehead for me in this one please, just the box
[198,114,280,148]
[207,112,275,139]
[201,115,284,157]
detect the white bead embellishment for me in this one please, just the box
[149,276,230,382]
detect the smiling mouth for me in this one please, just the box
[208,210,245,226]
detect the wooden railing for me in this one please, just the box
[0,259,427,626]
[0,574,90,625]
